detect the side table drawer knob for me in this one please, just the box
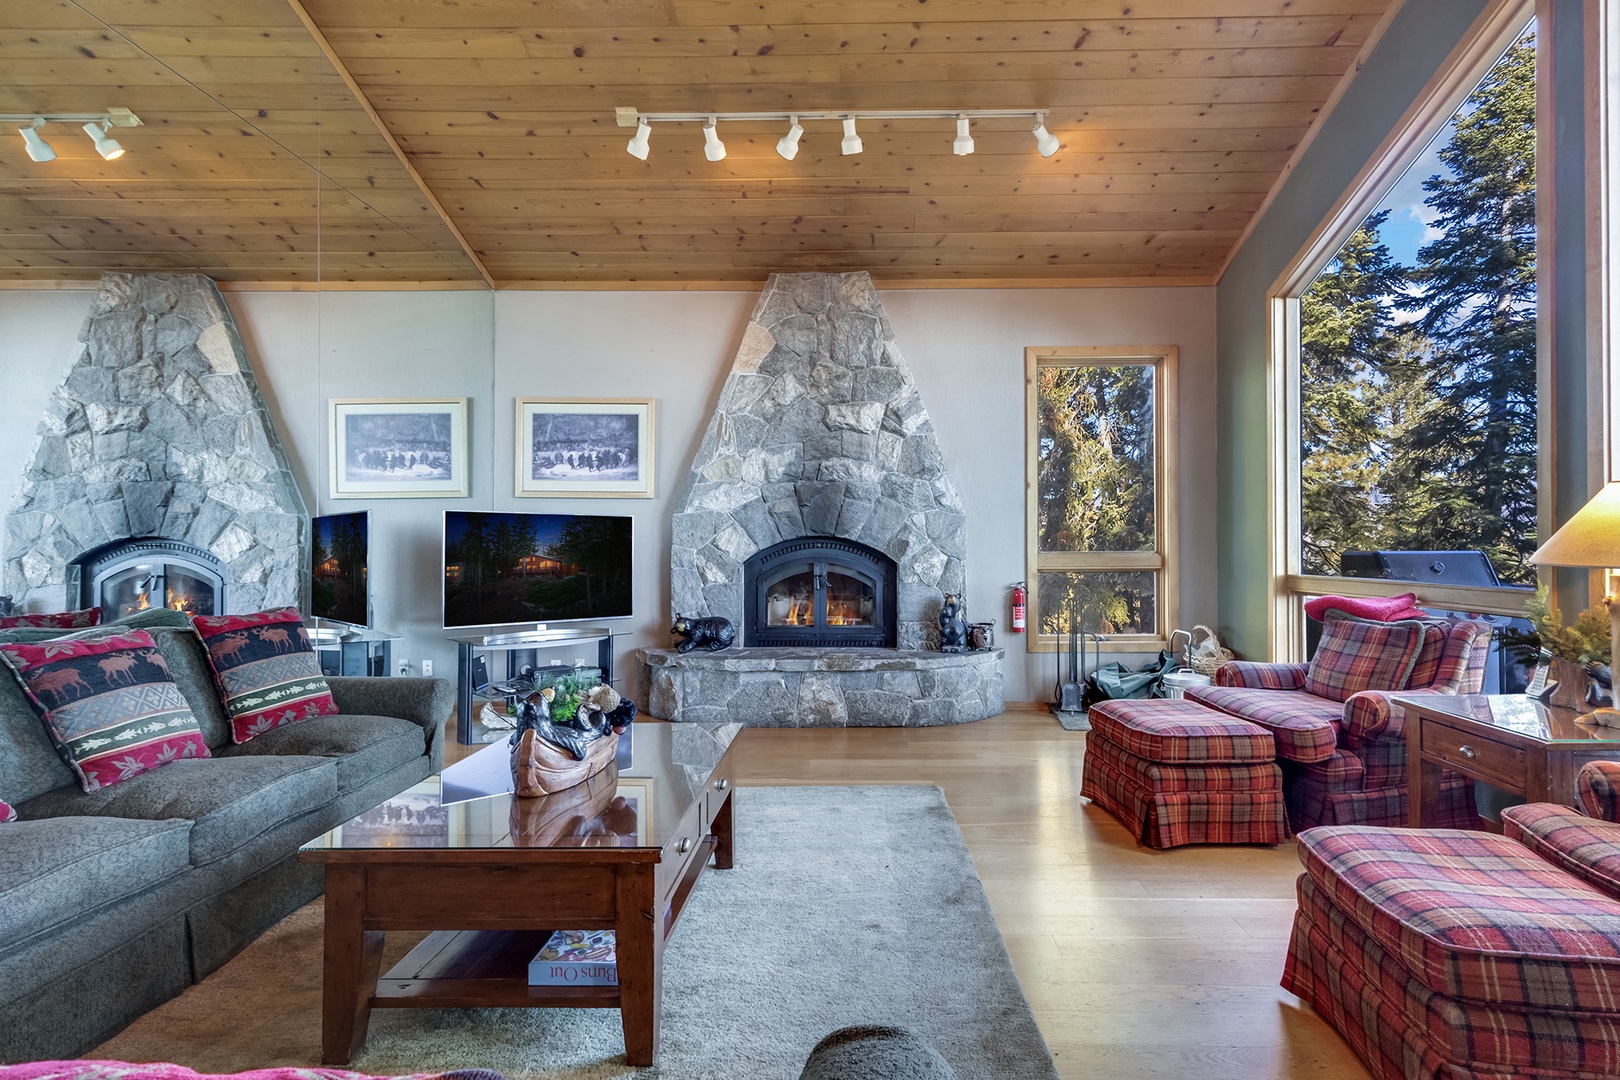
[714,778,729,792]
[676,837,693,854]
[1458,745,1479,760]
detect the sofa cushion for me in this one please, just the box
[1087,699,1276,764]
[1185,684,1342,763]
[1298,824,1620,1013]
[0,608,101,630]
[216,713,426,794]
[1304,617,1425,702]
[1503,802,1620,901]
[17,755,338,866]
[0,631,210,792]
[192,608,339,744]
[0,816,191,944]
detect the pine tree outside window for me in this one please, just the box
[1025,346,1178,652]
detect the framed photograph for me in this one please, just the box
[516,397,655,499]
[330,397,469,499]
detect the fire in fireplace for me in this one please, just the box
[67,537,226,619]
[743,537,897,648]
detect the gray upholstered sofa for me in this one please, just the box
[0,610,453,1063]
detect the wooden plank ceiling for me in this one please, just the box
[0,0,1397,286]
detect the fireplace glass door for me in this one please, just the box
[762,562,876,631]
[99,562,218,618]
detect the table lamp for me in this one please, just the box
[1530,480,1620,724]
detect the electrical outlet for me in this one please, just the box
[397,658,409,677]
[421,660,433,677]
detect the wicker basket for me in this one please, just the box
[1187,624,1234,677]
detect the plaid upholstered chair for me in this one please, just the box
[1186,615,1493,830]
[1282,760,1620,1080]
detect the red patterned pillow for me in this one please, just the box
[1304,617,1425,703]
[0,798,14,822]
[191,607,339,744]
[0,631,210,792]
[0,608,102,630]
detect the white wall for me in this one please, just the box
[0,282,1216,706]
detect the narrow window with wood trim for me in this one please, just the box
[1025,346,1178,653]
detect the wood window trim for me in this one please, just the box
[1024,345,1179,655]
[1265,0,1540,662]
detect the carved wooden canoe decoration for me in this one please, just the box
[508,762,629,846]
[510,724,619,798]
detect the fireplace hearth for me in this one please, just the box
[744,537,896,648]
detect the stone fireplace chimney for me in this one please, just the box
[669,271,966,649]
[4,272,308,614]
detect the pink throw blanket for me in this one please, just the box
[1304,592,1426,623]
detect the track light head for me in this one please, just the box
[626,118,651,160]
[952,115,974,156]
[1032,115,1059,158]
[840,117,862,156]
[703,117,726,162]
[82,121,124,160]
[19,119,54,163]
[776,116,804,161]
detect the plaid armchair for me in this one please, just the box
[1282,761,1620,1080]
[1187,618,1493,830]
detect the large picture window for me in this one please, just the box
[1270,7,1538,662]
[1025,346,1177,651]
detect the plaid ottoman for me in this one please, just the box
[1283,824,1620,1079]
[1080,698,1288,849]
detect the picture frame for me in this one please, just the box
[329,397,469,499]
[515,397,655,499]
[614,779,654,845]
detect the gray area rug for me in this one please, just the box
[96,786,1058,1080]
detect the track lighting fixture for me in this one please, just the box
[1,109,141,163]
[19,120,54,163]
[776,116,804,161]
[840,117,863,156]
[614,106,1059,163]
[82,121,124,160]
[952,115,974,156]
[626,118,651,160]
[1032,114,1060,158]
[702,117,726,161]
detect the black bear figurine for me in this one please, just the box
[672,613,736,653]
[938,593,968,653]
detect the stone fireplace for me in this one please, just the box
[644,271,1001,727]
[4,273,307,615]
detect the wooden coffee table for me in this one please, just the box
[300,722,737,1067]
[1399,693,1620,827]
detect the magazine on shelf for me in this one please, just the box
[528,929,618,986]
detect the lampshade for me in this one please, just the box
[1531,482,1620,569]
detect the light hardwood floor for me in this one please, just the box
[449,710,1370,1079]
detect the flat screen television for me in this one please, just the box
[442,511,634,631]
[310,511,371,627]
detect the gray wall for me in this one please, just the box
[0,283,1217,706]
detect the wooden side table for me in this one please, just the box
[1399,693,1620,828]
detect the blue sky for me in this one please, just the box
[1373,120,1455,270]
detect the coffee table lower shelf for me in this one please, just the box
[377,929,623,1008]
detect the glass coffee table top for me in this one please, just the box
[303,721,738,853]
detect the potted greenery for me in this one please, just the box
[1496,583,1613,709]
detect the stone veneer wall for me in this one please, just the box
[669,272,966,648]
[3,273,308,613]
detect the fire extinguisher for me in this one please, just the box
[1010,582,1027,633]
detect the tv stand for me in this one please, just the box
[447,627,617,745]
